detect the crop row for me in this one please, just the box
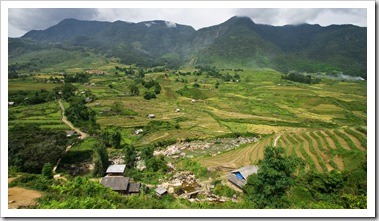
[198,127,366,173]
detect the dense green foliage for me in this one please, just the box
[9,174,54,191]
[92,143,110,177]
[244,146,302,208]
[65,98,98,133]
[8,124,67,173]
[64,72,90,83]
[242,145,367,209]
[282,72,321,84]
[8,89,55,105]
[41,163,54,179]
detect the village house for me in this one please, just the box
[100,164,141,194]
[8,102,14,106]
[155,186,167,197]
[135,129,144,135]
[100,176,141,194]
[106,164,126,176]
[66,130,76,137]
[84,97,92,102]
[227,165,258,190]
[100,176,130,194]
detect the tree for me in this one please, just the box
[41,162,54,179]
[53,83,77,100]
[111,101,123,114]
[65,97,98,133]
[123,144,137,169]
[111,131,122,149]
[8,124,67,173]
[93,143,110,177]
[244,146,302,208]
[129,84,139,96]
[143,92,156,100]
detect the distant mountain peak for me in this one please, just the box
[226,16,255,25]
[16,16,366,78]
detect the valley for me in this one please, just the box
[7,16,367,210]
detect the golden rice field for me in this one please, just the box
[198,127,367,172]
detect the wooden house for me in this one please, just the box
[100,176,141,194]
[100,176,130,194]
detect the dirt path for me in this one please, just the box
[58,99,89,140]
[273,134,281,147]
[8,178,43,209]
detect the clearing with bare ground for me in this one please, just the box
[8,178,43,209]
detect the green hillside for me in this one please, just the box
[7,16,367,209]
[11,16,367,78]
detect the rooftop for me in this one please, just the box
[231,165,258,180]
[100,176,130,191]
[155,186,167,195]
[106,164,126,173]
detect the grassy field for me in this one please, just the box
[8,60,367,176]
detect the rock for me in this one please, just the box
[9,200,15,204]
[168,187,174,194]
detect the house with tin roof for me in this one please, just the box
[106,164,126,176]
[227,165,258,190]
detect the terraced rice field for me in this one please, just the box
[198,127,367,172]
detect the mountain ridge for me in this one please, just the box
[13,16,367,77]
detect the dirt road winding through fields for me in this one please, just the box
[58,99,89,140]
[274,134,281,147]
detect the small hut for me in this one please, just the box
[227,165,258,189]
[128,183,141,194]
[155,186,167,196]
[100,176,130,194]
[66,130,76,137]
[84,97,92,102]
[106,164,126,176]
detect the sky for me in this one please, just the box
[8,8,367,37]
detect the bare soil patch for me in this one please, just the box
[333,156,345,170]
[319,131,336,149]
[8,178,43,209]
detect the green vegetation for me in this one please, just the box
[244,146,302,208]
[8,124,67,173]
[8,35,367,210]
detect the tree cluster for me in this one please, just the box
[65,97,98,133]
[64,72,90,83]
[282,72,321,84]
[8,89,55,106]
[244,146,367,209]
[8,124,68,173]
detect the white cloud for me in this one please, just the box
[236,8,367,27]
[165,21,177,28]
[8,8,367,37]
